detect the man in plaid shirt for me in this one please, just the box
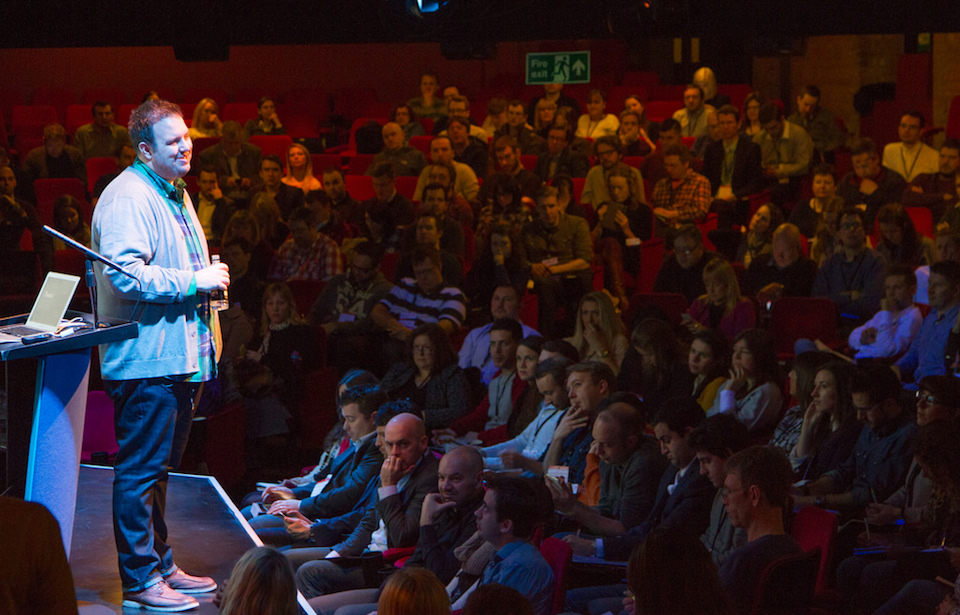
[652,143,712,239]
[270,206,343,282]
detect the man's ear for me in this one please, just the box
[137,141,151,160]
[499,517,514,536]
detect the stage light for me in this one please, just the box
[406,0,442,18]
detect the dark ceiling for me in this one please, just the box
[0,0,956,49]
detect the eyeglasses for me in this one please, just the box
[675,246,698,256]
[854,399,884,415]
[840,222,863,231]
[916,392,939,406]
[720,485,747,501]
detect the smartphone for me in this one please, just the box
[600,201,623,230]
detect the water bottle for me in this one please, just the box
[210,254,229,311]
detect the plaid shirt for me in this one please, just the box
[132,159,217,383]
[270,233,343,282]
[651,169,712,224]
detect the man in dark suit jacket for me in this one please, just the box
[251,154,305,221]
[249,385,387,543]
[292,413,441,598]
[703,106,764,205]
[535,123,591,182]
[196,121,262,196]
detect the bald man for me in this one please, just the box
[368,122,426,177]
[295,413,440,599]
[304,446,485,615]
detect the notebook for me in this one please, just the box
[0,271,80,342]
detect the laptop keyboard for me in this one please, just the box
[0,325,40,336]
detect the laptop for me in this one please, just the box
[0,271,81,342]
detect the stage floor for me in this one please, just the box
[69,464,297,614]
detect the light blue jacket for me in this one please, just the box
[92,166,220,380]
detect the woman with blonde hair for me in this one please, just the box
[219,546,297,615]
[565,290,629,373]
[377,568,450,615]
[686,258,756,343]
[534,98,558,139]
[281,143,321,194]
[189,97,222,139]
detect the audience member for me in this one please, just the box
[733,204,783,266]
[23,123,86,184]
[692,108,721,160]
[788,163,845,238]
[407,72,446,121]
[915,227,960,303]
[882,111,940,182]
[743,222,818,304]
[877,202,935,267]
[702,104,764,211]
[244,96,285,136]
[73,100,132,159]
[447,116,488,179]
[653,224,718,304]
[718,446,802,615]
[252,154,305,221]
[395,213,463,288]
[192,166,235,247]
[218,547,298,615]
[565,290,629,373]
[523,186,594,337]
[894,260,960,383]
[672,84,715,138]
[434,94,486,139]
[904,138,960,221]
[51,194,90,249]
[464,223,531,315]
[846,264,922,360]
[534,121,591,181]
[687,258,757,343]
[812,207,886,323]
[618,108,656,157]
[707,329,782,433]
[792,365,916,510]
[370,122,427,178]
[740,92,763,138]
[363,161,415,228]
[282,143,321,193]
[576,89,619,139]
[390,103,425,142]
[269,206,342,282]
[0,165,52,272]
[220,237,265,325]
[502,335,547,436]
[786,85,847,160]
[754,102,814,205]
[413,136,480,202]
[529,83,581,121]
[623,94,660,145]
[479,135,542,205]
[223,209,274,281]
[463,584,535,615]
[321,167,363,228]
[197,120,262,199]
[581,135,647,207]
[494,100,545,157]
[651,144,712,237]
[458,284,539,384]
[768,351,833,460]
[837,137,907,229]
[189,97,222,138]
[481,97,508,140]
[533,98,558,139]
[689,328,730,411]
[789,361,860,480]
[617,318,693,412]
[378,568,450,615]
[641,118,682,186]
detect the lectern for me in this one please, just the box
[1,310,137,555]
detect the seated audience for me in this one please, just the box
[882,111,939,182]
[23,123,86,184]
[768,351,833,461]
[464,223,531,315]
[269,206,342,282]
[623,94,660,145]
[244,96,285,136]
[378,568,450,615]
[641,118,682,186]
[220,237,266,326]
[223,208,274,281]
[529,83,581,121]
[522,186,593,337]
[480,97,508,140]
[838,138,907,229]
[743,222,818,304]
[447,116,488,180]
[565,291,629,374]
[686,258,757,343]
[422,160,475,228]
[390,103,425,142]
[707,329,782,434]
[0,165,52,272]
[789,163,845,238]
[395,213,463,288]
[653,224,718,304]
[617,318,693,413]
[904,138,960,221]
[618,108,656,157]
[407,72,446,122]
[501,335,546,436]
[915,227,960,304]
[894,260,960,383]
[651,144,712,236]
[734,204,783,267]
[812,207,886,323]
[533,98,557,140]
[740,92,763,138]
[252,155,305,221]
[412,136,480,202]
[547,395,668,540]
[322,167,363,229]
[73,101,132,160]
[458,284,539,385]
[463,584,535,615]
[581,135,647,207]
[304,189,350,245]
[809,198,844,265]
[494,100,545,158]
[693,67,730,109]
[478,135,542,206]
[192,166,235,248]
[845,264,923,360]
[672,84,715,138]
[789,361,860,480]
[793,365,917,510]
[718,446,802,615]
[51,194,90,249]
[434,94,486,139]
[689,328,730,411]
[189,97,222,138]
[876,202,935,267]
[754,102,814,206]
[282,143,321,194]
[198,120,262,199]
[370,122,427,178]
[692,108,721,160]
[380,323,472,430]
[365,161,415,227]
[786,85,847,161]
[534,121,591,182]
[702,104,764,213]
[575,89,619,139]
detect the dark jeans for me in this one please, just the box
[105,377,200,591]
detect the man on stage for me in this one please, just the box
[92,99,229,612]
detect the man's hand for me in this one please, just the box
[530,263,550,278]
[860,327,878,345]
[282,510,313,541]
[224,177,239,189]
[196,262,230,292]
[262,486,295,505]
[209,185,224,201]
[240,177,252,190]
[865,502,900,525]
[267,499,301,516]
[859,178,879,196]
[420,493,456,526]
[653,207,678,220]
[499,451,527,470]
[544,476,578,515]
[554,408,588,442]
[381,456,414,487]
[757,283,784,305]
[561,534,597,557]
[910,185,924,194]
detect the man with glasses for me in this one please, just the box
[837,138,906,230]
[812,208,886,324]
[882,111,939,182]
[653,224,718,304]
[579,135,646,207]
[719,446,801,615]
[651,144,712,238]
[533,122,590,182]
[892,260,960,384]
[792,365,916,512]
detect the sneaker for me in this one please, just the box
[163,568,218,594]
[122,581,199,612]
